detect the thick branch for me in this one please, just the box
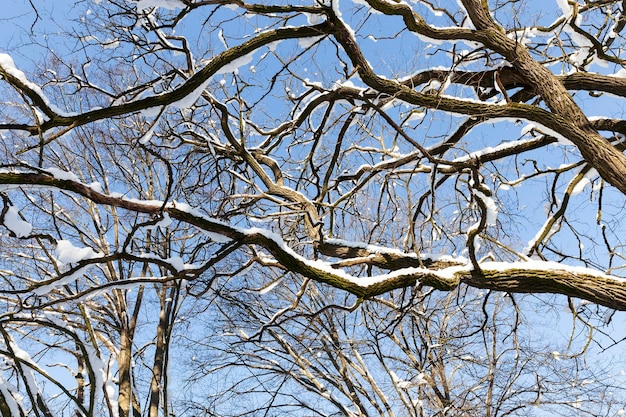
[460,0,626,195]
[1,172,625,310]
[327,8,626,196]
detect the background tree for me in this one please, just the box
[1,0,626,415]
[192,284,626,416]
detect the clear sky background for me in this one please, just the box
[2,1,626,414]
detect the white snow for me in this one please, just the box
[45,167,81,182]
[5,337,53,415]
[304,12,325,25]
[406,110,425,123]
[170,78,211,108]
[555,0,572,16]
[391,371,427,388]
[390,371,408,388]
[144,212,172,230]
[266,40,282,52]
[451,136,543,164]
[33,267,99,296]
[103,39,120,49]
[166,256,186,271]
[259,278,283,294]
[571,168,597,195]
[440,94,503,108]
[215,52,256,75]
[480,260,618,280]
[134,252,199,272]
[325,237,416,258]
[244,227,468,288]
[0,375,23,417]
[83,342,119,417]
[134,0,185,10]
[139,122,157,144]
[475,190,498,226]
[137,105,164,118]
[607,67,626,79]
[411,30,445,46]
[55,240,101,264]
[3,206,32,237]
[204,230,231,243]
[298,35,325,49]
[525,215,562,255]
[571,177,590,195]
[422,79,442,94]
[88,182,103,193]
[331,0,342,17]
[522,120,574,146]
[13,181,618,296]
[508,26,538,46]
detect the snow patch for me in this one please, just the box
[406,110,425,123]
[170,79,211,109]
[391,371,427,388]
[45,167,81,182]
[0,375,23,417]
[298,35,324,49]
[56,240,101,264]
[215,52,256,75]
[475,190,498,226]
[33,269,87,296]
[3,206,32,237]
[304,12,324,25]
[144,212,172,230]
[259,278,283,294]
[204,230,231,243]
[452,136,544,164]
[134,0,185,10]
[571,177,590,195]
[556,0,572,16]
[520,121,574,146]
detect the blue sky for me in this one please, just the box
[2,1,626,414]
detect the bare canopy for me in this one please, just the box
[1,0,626,308]
[1,0,626,415]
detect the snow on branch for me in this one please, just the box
[0,53,74,119]
[0,23,335,135]
[0,170,625,309]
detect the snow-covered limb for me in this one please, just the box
[0,53,74,120]
[28,250,211,300]
[1,170,625,309]
[525,165,595,257]
[1,205,33,237]
[360,0,475,44]
[0,22,335,135]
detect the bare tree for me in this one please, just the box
[1,0,626,415]
[192,283,626,416]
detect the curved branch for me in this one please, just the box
[0,22,334,134]
[1,171,625,310]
